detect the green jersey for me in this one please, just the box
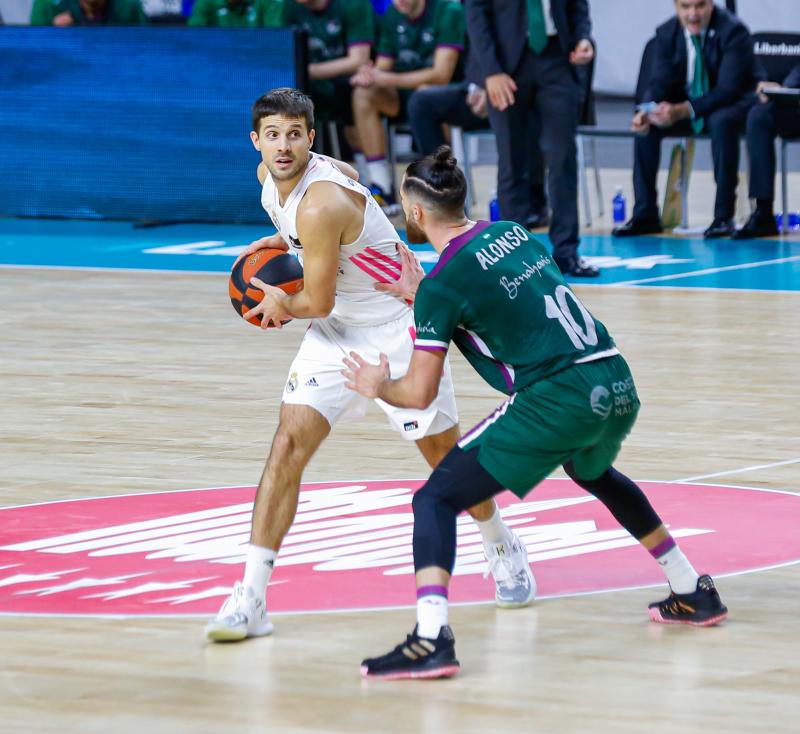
[31,0,147,24]
[284,0,374,64]
[414,220,616,395]
[188,0,285,27]
[376,0,464,74]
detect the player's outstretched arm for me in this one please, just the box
[342,348,445,410]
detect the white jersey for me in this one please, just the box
[261,153,408,326]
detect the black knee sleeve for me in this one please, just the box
[412,446,505,573]
[563,461,663,539]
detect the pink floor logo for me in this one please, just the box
[1,479,799,617]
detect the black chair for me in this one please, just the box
[752,31,800,231]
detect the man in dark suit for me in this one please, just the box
[614,0,761,240]
[406,51,549,227]
[466,0,597,277]
[734,65,800,239]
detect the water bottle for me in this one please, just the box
[612,187,626,225]
[489,192,500,222]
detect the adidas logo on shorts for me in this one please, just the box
[304,377,319,387]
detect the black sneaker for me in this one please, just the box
[369,184,401,216]
[360,625,460,680]
[648,574,728,627]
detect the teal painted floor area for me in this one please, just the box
[1,218,798,292]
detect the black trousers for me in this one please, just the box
[745,101,800,201]
[632,95,755,221]
[487,39,580,261]
[407,82,547,216]
[408,82,487,154]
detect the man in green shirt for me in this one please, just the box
[343,145,728,680]
[188,0,284,27]
[283,0,374,158]
[30,0,147,25]
[350,0,464,215]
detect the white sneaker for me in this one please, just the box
[485,532,537,609]
[205,582,274,642]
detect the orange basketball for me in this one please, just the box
[229,248,304,327]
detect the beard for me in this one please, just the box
[405,216,428,244]
[266,153,307,181]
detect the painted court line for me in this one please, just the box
[675,457,800,483]
[610,255,800,287]
[576,282,800,295]
[0,263,221,277]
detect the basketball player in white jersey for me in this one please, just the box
[205,88,535,641]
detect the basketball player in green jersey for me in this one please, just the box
[188,0,285,27]
[283,0,375,132]
[343,146,728,680]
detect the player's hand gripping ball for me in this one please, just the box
[229,249,304,327]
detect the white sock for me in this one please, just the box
[476,508,514,550]
[242,544,276,598]
[657,545,699,594]
[416,588,448,639]
[353,152,369,183]
[367,158,392,193]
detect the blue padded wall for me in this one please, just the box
[0,27,302,223]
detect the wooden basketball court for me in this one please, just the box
[1,238,799,734]
[0,252,800,734]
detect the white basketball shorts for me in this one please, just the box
[282,311,458,440]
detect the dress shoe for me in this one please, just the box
[555,256,600,278]
[732,211,779,240]
[612,217,663,237]
[526,210,550,230]
[703,217,735,239]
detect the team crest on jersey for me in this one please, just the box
[1,480,798,617]
[286,372,299,393]
[590,386,612,419]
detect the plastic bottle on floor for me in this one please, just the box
[612,187,626,225]
[489,192,500,222]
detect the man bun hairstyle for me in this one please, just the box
[403,145,468,215]
[252,88,315,133]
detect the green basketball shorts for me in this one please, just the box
[457,354,640,497]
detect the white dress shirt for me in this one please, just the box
[542,0,556,37]
[684,27,709,85]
